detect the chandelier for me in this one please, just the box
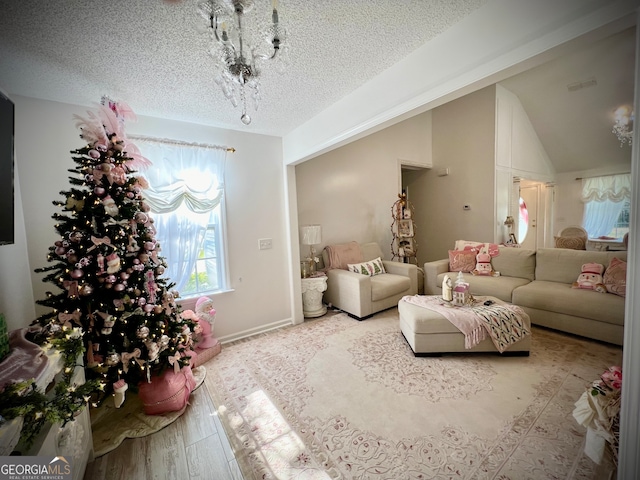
[612,105,634,147]
[198,0,289,125]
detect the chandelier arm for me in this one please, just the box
[236,12,245,61]
[201,0,288,125]
[210,12,221,42]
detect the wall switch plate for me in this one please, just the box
[437,167,450,176]
[258,238,272,250]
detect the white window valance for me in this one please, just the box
[135,138,227,215]
[581,174,631,203]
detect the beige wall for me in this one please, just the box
[405,86,497,265]
[295,113,431,260]
[296,86,496,267]
[12,96,292,341]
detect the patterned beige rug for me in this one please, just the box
[203,310,621,479]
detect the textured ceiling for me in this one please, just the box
[0,0,487,136]
[0,0,635,173]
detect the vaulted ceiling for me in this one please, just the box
[0,0,635,173]
[499,26,635,174]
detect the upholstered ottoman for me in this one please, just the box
[398,297,531,356]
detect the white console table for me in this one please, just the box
[587,238,626,251]
[301,275,328,318]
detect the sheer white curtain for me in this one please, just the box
[581,174,631,238]
[136,138,226,291]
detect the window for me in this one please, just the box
[135,138,229,297]
[581,174,631,239]
[607,200,630,239]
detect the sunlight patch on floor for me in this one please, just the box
[239,389,332,479]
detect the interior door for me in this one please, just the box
[518,186,538,250]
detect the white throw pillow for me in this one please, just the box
[347,257,386,276]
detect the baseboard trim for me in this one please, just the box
[218,318,294,345]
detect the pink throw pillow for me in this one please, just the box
[448,250,476,273]
[603,257,627,297]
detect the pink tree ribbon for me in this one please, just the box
[168,352,182,374]
[63,280,79,297]
[88,235,112,251]
[58,311,81,327]
[121,348,142,373]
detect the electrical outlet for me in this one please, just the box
[258,238,272,250]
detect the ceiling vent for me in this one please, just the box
[567,77,597,92]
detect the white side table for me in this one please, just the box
[301,275,328,318]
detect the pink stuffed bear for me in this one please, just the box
[572,262,606,293]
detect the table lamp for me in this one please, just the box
[300,224,322,276]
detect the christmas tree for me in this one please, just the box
[32,97,195,407]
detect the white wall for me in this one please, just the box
[494,84,556,246]
[13,96,293,341]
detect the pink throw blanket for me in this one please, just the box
[324,241,363,270]
[403,295,487,348]
[402,295,530,352]
[0,328,48,389]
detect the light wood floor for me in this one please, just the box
[83,310,342,480]
[83,383,244,480]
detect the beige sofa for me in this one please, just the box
[424,247,626,345]
[322,242,418,319]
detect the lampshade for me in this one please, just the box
[300,225,322,245]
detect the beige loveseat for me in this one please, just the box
[424,247,626,345]
[322,242,418,319]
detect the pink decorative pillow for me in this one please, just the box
[603,257,627,297]
[448,250,476,273]
[571,262,606,292]
[472,251,494,276]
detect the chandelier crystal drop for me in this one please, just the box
[612,105,634,147]
[198,0,289,125]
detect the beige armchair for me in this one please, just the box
[322,241,418,319]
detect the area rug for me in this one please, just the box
[91,365,206,457]
[203,310,621,479]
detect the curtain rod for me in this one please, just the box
[575,172,630,180]
[128,134,235,153]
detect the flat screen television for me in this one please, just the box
[0,88,14,245]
